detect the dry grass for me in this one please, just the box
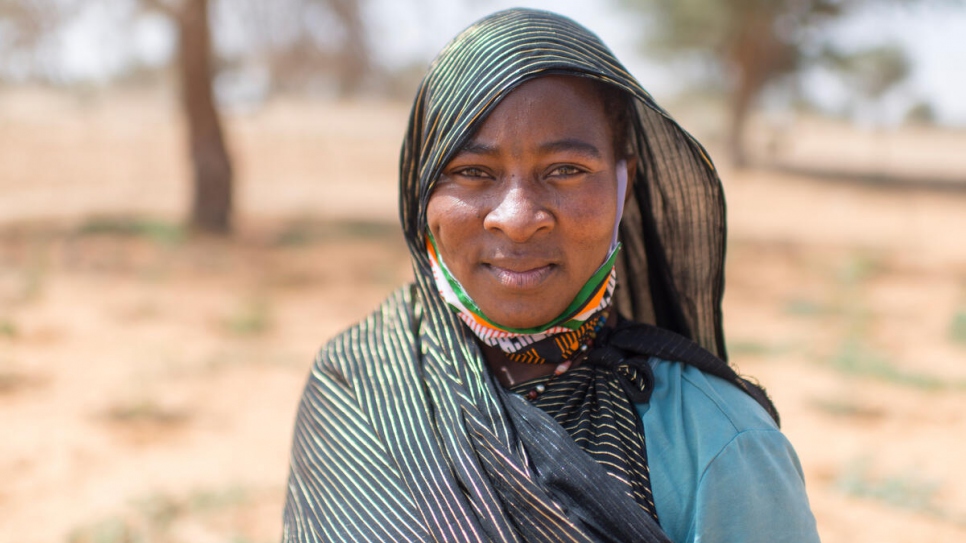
[1,87,965,542]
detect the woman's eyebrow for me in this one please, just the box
[457,139,602,158]
[457,142,499,156]
[539,138,602,158]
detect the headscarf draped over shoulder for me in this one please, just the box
[284,8,744,543]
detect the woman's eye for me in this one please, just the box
[549,165,583,177]
[455,167,489,178]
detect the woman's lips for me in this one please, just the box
[485,263,554,289]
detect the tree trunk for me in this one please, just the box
[726,8,793,170]
[726,12,767,169]
[728,72,754,169]
[327,0,369,96]
[178,0,233,233]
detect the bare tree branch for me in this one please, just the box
[617,0,925,166]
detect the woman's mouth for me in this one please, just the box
[485,263,555,289]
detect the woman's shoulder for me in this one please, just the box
[636,356,785,498]
[312,284,420,381]
[639,358,817,543]
[646,357,779,436]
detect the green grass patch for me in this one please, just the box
[77,217,185,246]
[835,460,966,524]
[273,219,401,247]
[103,399,189,426]
[809,397,883,419]
[835,253,885,286]
[784,299,831,317]
[14,253,49,303]
[949,309,966,346]
[829,339,953,390]
[67,516,141,543]
[728,340,774,357]
[69,486,265,543]
[187,485,250,512]
[131,493,181,532]
[727,339,799,359]
[0,318,17,338]
[222,296,273,336]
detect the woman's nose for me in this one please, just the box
[483,180,554,242]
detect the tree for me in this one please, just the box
[0,0,76,81]
[904,100,936,126]
[144,0,232,233]
[216,0,371,96]
[321,0,369,95]
[142,0,373,232]
[1,0,374,234]
[145,0,373,232]
[828,43,910,124]
[616,0,918,167]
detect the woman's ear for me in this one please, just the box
[624,157,637,202]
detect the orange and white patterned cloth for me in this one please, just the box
[426,231,618,363]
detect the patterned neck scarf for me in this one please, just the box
[426,232,620,364]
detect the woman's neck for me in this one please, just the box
[482,310,618,388]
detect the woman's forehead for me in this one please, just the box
[449,76,623,165]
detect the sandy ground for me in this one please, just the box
[1,89,965,543]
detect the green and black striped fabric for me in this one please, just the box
[283,8,748,542]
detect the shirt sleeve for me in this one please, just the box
[688,428,820,543]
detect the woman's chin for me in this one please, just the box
[492,318,543,330]
[482,304,562,330]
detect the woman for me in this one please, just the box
[283,8,819,543]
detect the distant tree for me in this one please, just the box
[144,0,233,233]
[1,0,373,234]
[320,0,369,95]
[0,0,73,81]
[0,0,44,50]
[827,43,910,124]
[143,0,374,232]
[220,0,372,96]
[144,0,373,232]
[904,100,936,126]
[616,0,920,167]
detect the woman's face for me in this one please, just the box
[427,76,631,329]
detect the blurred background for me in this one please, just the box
[0,0,964,541]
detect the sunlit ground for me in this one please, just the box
[1,88,964,542]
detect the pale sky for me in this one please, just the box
[48,0,966,126]
[369,0,966,126]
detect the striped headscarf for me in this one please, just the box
[283,8,753,542]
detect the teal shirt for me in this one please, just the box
[637,359,821,543]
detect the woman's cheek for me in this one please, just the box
[564,196,615,242]
[428,194,485,262]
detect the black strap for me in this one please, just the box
[598,317,781,426]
